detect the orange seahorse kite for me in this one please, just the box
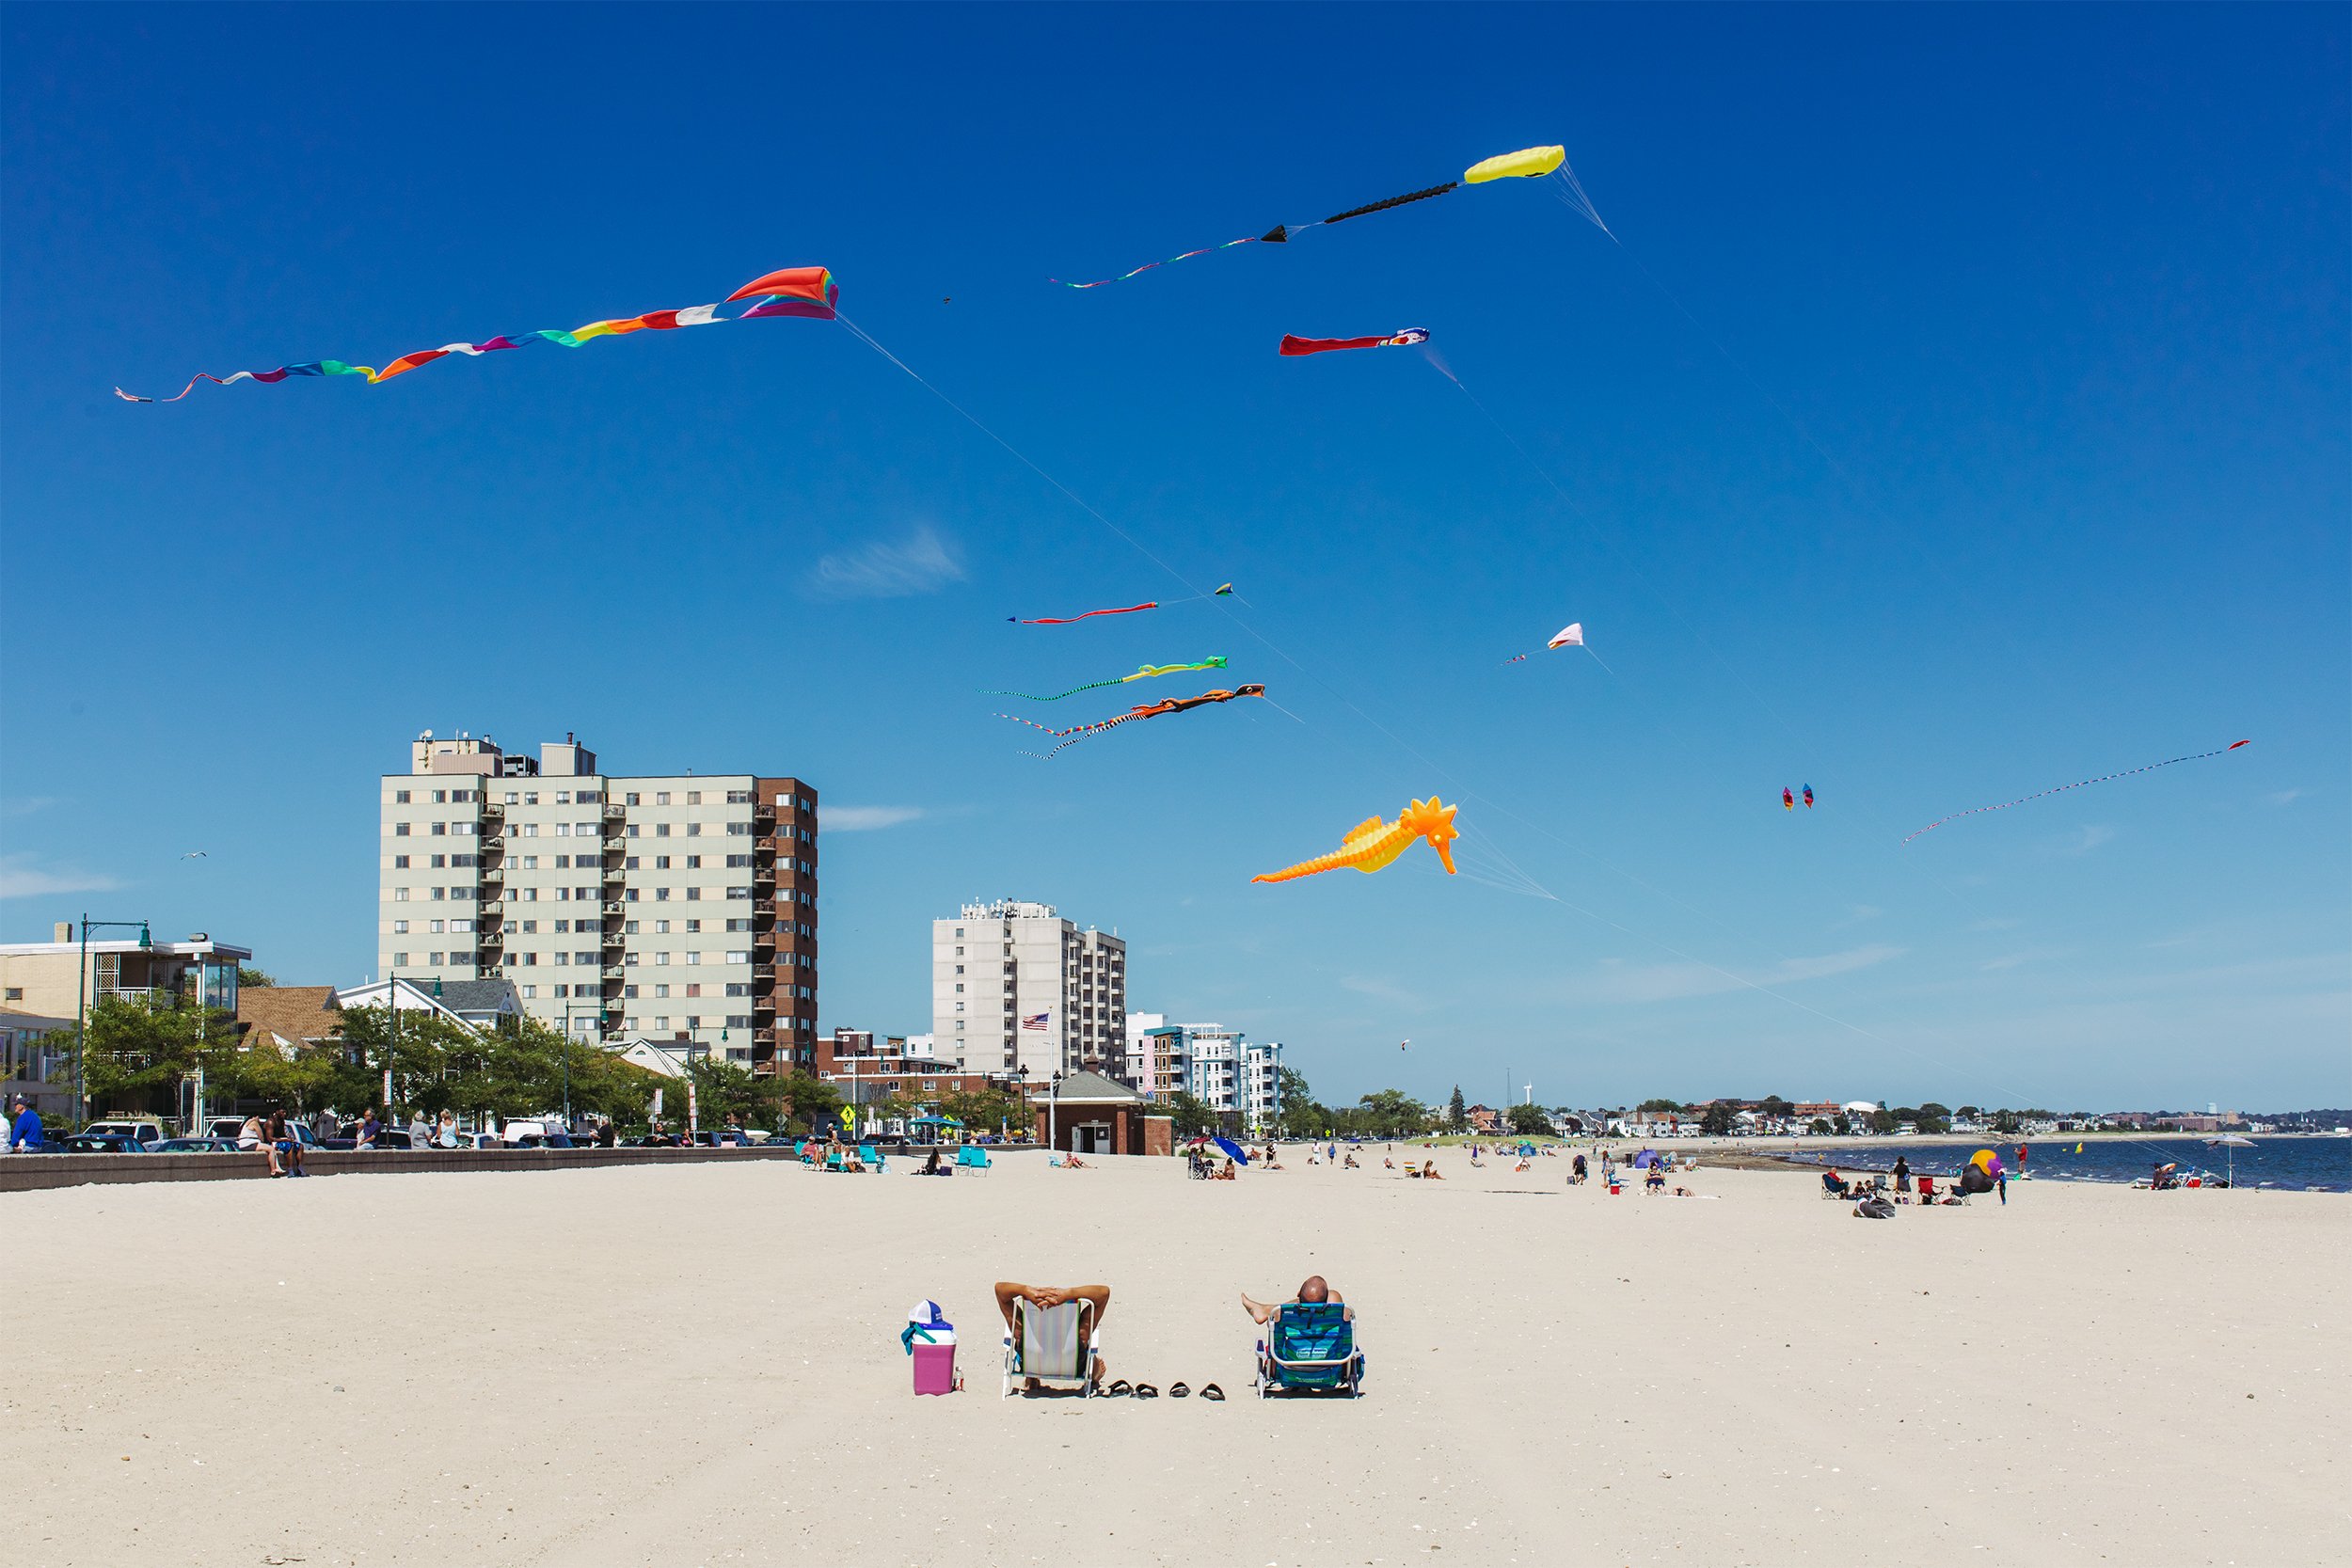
[1251,797,1461,884]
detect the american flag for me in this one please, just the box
[1020,1011,1051,1031]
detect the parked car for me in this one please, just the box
[628,1132,685,1148]
[85,1118,167,1146]
[56,1132,148,1153]
[691,1129,755,1148]
[449,1131,506,1150]
[151,1136,243,1153]
[506,1131,583,1149]
[317,1127,416,1150]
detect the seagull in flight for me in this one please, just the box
[181,850,208,859]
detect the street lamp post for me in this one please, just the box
[73,916,151,1129]
[1047,1070,1066,1154]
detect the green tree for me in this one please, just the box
[1990,1109,2023,1135]
[1808,1117,1833,1135]
[1832,1113,1853,1135]
[1275,1067,1328,1140]
[1699,1101,1737,1136]
[1636,1097,1680,1115]
[235,966,277,990]
[1504,1102,1552,1136]
[77,997,243,1120]
[1915,1101,1952,1134]
[1354,1089,1428,1140]
[1868,1106,1899,1136]
[935,1083,1018,1136]
[1446,1085,1467,1132]
[1167,1091,1217,1139]
[776,1070,844,1132]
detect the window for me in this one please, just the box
[654,1017,669,1031]
[576,917,598,933]
[394,823,411,837]
[954,945,963,957]
[392,920,409,934]
[520,984,537,999]
[726,919,751,932]
[655,824,671,838]
[554,952,568,966]
[554,855,569,869]
[453,853,476,868]
[627,824,639,838]
[725,982,751,997]
[684,888,701,902]
[518,920,538,934]
[656,792,672,805]
[576,951,596,966]
[521,823,538,837]
[684,1016,700,1030]
[955,1002,965,1013]
[727,789,753,804]
[430,821,446,837]
[955,984,964,993]
[655,855,671,870]
[624,920,640,935]
[575,821,594,836]
[451,919,472,933]
[684,983,702,997]
[687,790,702,805]
[555,790,570,805]
[725,854,751,869]
[686,855,703,869]
[726,886,753,900]
[505,791,519,804]
[431,789,448,804]
[685,919,701,933]
[624,985,639,999]
[394,789,412,804]
[555,823,570,838]
[654,920,671,934]
[393,888,410,902]
[686,823,702,838]
[624,889,639,902]
[579,790,600,804]
[524,792,540,806]
[955,965,964,974]
[431,854,447,869]
[654,984,671,999]
[686,952,703,966]
[392,951,409,966]
[429,919,446,935]
[393,855,410,869]
[453,789,474,803]
[655,888,672,902]
[656,952,671,966]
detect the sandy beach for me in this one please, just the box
[7,1149,2344,1566]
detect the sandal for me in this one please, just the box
[1133,1382,1159,1399]
[1168,1381,1190,1398]
[1199,1383,1225,1402]
[1104,1379,1134,1397]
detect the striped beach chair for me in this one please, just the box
[1255,1302,1363,1398]
[1002,1296,1097,1398]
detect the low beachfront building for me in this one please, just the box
[1031,1069,1173,1158]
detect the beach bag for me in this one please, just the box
[903,1300,960,1395]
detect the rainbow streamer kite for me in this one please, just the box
[983,657,1230,703]
[114,266,837,403]
[1903,740,2249,844]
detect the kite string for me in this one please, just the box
[1901,745,2249,843]
[832,310,1965,1059]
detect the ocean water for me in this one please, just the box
[1786,1136,2351,1193]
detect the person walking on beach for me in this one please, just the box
[1998,1164,2008,1205]
[1571,1152,1587,1184]
[8,1095,43,1152]
[1893,1155,1912,1199]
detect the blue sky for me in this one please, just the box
[4,5,2344,1110]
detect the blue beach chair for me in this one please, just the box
[957,1146,992,1175]
[859,1143,884,1173]
[1255,1302,1364,1398]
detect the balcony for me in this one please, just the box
[477,899,502,915]
[603,804,626,819]
[601,964,626,979]
[481,835,504,849]
[603,902,625,917]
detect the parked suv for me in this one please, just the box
[203,1117,324,1148]
[86,1119,167,1147]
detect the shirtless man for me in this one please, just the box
[994,1281,1111,1390]
[1241,1275,1351,1324]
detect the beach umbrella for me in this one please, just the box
[2204,1133,2255,1186]
[1213,1135,1250,1164]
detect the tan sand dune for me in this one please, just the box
[3,1148,2344,1565]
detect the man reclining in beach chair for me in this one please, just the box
[1246,1276,1364,1398]
[996,1282,1109,1397]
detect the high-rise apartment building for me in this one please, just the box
[931,900,1125,1079]
[1120,1012,1284,1132]
[377,730,818,1072]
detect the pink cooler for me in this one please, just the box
[913,1342,958,1395]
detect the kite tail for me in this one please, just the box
[980,676,1131,704]
[1009,602,1159,626]
[1051,236,1263,290]
[1902,742,2251,844]
[1321,182,1457,227]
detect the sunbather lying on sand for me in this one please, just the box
[1241,1275,1351,1324]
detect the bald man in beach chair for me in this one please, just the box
[1241,1275,1352,1325]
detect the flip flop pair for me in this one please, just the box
[1104,1379,1134,1397]
[1133,1382,1159,1399]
